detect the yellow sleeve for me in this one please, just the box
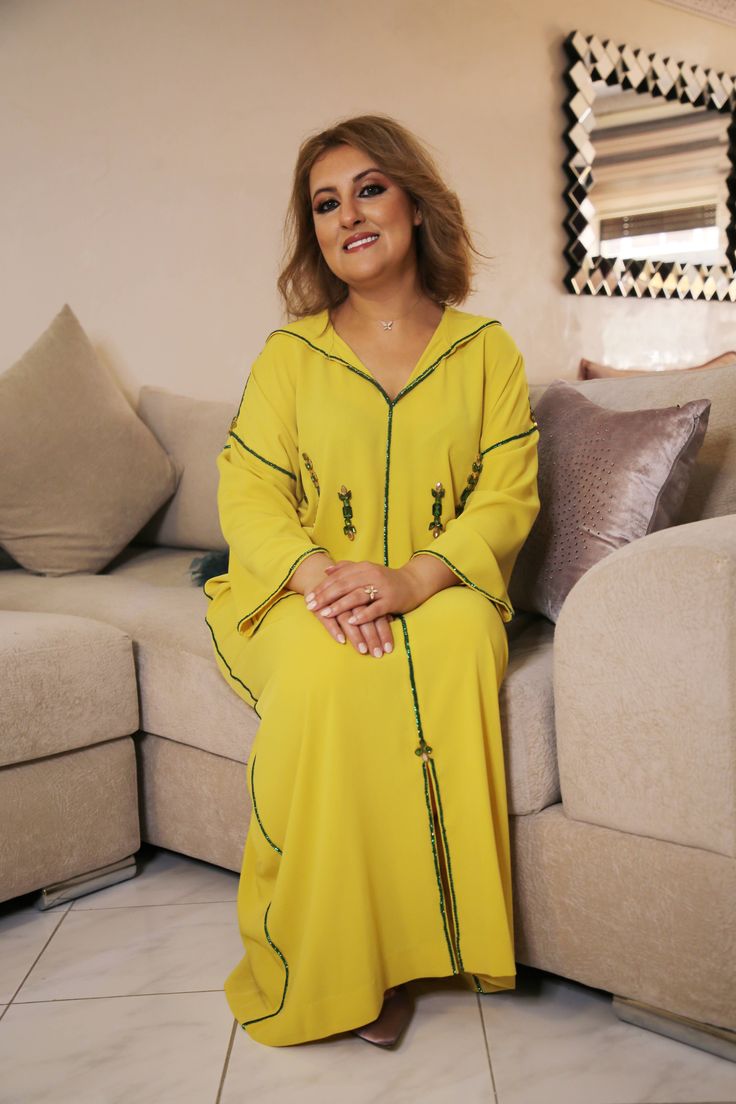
[213,339,329,637]
[410,327,540,622]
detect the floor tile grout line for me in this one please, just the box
[475,992,499,1103]
[214,1018,238,1104]
[4,901,74,1012]
[10,990,227,1004]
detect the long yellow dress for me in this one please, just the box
[203,304,540,1047]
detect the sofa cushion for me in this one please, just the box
[0,556,259,767]
[133,387,230,551]
[0,610,139,768]
[511,380,710,622]
[0,304,180,575]
[0,549,559,815]
[527,360,736,524]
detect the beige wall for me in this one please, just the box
[1,0,734,404]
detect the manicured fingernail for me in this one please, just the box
[337,633,346,643]
[383,642,392,653]
[358,643,367,653]
[373,647,382,658]
[322,606,332,616]
[347,616,357,624]
[305,592,315,602]
[306,600,317,610]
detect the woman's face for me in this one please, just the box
[308,143,421,290]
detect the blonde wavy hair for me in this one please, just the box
[276,113,490,319]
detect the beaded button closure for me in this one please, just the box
[429,482,445,538]
[338,485,356,540]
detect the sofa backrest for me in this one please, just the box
[530,363,736,525]
[130,363,736,553]
[133,387,230,552]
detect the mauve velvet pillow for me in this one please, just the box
[508,379,711,622]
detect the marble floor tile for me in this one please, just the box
[70,843,238,910]
[480,965,736,1104]
[0,895,72,1004]
[15,899,243,1002]
[0,991,232,1104]
[221,975,495,1104]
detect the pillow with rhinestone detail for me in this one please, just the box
[507,379,711,622]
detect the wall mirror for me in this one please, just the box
[563,30,736,299]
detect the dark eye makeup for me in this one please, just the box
[314,182,386,215]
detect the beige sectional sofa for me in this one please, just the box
[1,365,734,1061]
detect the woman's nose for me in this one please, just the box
[339,196,362,226]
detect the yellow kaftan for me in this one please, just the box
[203,304,540,1047]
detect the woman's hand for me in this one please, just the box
[304,560,424,655]
[314,605,396,657]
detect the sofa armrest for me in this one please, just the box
[554,514,736,859]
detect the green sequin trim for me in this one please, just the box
[338,484,357,540]
[236,546,330,633]
[301,451,321,496]
[421,759,459,973]
[428,757,464,971]
[203,615,259,714]
[383,405,394,565]
[409,549,514,621]
[399,618,463,971]
[480,423,538,457]
[429,481,445,537]
[240,902,289,1028]
[228,430,297,480]
[250,754,283,855]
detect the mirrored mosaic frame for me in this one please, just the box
[563,29,736,300]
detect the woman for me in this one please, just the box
[203,113,540,1049]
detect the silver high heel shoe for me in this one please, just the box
[352,984,414,1048]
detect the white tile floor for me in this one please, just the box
[1,844,735,1104]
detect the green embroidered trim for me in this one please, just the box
[410,549,514,621]
[250,755,283,855]
[398,321,500,403]
[338,484,356,540]
[236,546,330,633]
[428,757,464,972]
[383,406,394,565]
[429,482,445,538]
[229,430,297,480]
[204,615,259,711]
[480,423,538,457]
[421,759,459,973]
[301,451,320,496]
[240,901,289,1028]
[456,452,483,516]
[397,616,434,763]
[398,614,460,974]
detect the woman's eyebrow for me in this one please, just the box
[311,168,383,202]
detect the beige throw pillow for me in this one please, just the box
[508,379,711,622]
[0,304,179,575]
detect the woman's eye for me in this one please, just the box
[314,182,386,215]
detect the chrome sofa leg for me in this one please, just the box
[35,855,138,910]
[612,995,736,1063]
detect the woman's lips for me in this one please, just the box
[343,234,379,252]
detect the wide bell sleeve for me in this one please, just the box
[215,341,330,637]
[410,328,540,623]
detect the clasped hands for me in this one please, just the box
[304,559,422,658]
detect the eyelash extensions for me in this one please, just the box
[315,182,386,215]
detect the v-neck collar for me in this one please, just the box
[267,306,500,407]
[324,305,449,404]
